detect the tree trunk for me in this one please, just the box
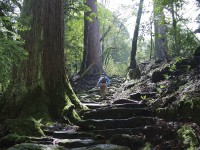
[153,0,169,62]
[171,3,180,56]
[128,0,144,79]
[0,0,86,122]
[80,0,102,75]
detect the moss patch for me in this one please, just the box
[4,118,45,137]
[62,95,81,124]
[19,86,51,122]
[0,134,30,148]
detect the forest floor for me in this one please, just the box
[2,47,200,149]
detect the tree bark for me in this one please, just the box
[0,0,86,122]
[153,0,169,62]
[128,0,144,79]
[80,0,102,75]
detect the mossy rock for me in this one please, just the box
[156,107,177,121]
[151,70,166,83]
[0,134,30,148]
[4,118,45,137]
[177,97,200,124]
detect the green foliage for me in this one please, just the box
[104,59,128,76]
[169,63,176,72]
[178,125,199,149]
[141,95,147,100]
[98,4,131,75]
[136,40,151,63]
[164,74,170,80]
[168,26,199,57]
[65,0,85,76]
[0,1,27,92]
[65,17,84,76]
[65,2,131,76]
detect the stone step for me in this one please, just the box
[53,130,93,139]
[82,108,152,120]
[29,137,54,145]
[112,99,144,104]
[57,138,101,149]
[7,143,66,150]
[110,103,147,108]
[92,126,163,138]
[71,144,130,150]
[43,130,53,136]
[130,92,157,100]
[78,117,156,130]
[109,134,145,150]
[82,103,107,109]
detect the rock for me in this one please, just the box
[151,70,166,83]
[124,81,136,90]
[110,134,145,149]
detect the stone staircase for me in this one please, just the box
[8,97,178,150]
[7,76,179,149]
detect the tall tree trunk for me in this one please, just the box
[153,0,169,62]
[128,0,144,79]
[0,0,86,122]
[171,2,180,56]
[80,0,102,75]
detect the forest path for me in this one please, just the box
[8,76,180,149]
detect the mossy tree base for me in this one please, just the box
[127,67,141,80]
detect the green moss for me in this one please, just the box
[177,125,199,149]
[4,118,45,137]
[19,86,51,122]
[0,134,30,147]
[128,67,141,80]
[62,96,81,124]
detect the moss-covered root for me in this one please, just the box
[4,118,45,137]
[0,134,30,149]
[0,118,45,148]
[62,103,81,124]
